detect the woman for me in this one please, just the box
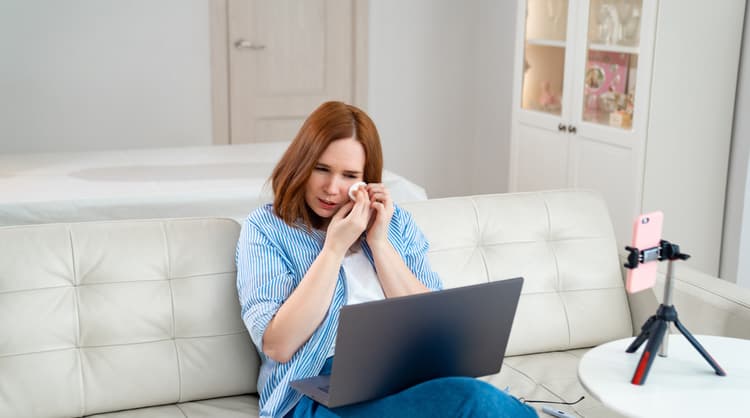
[236,101,537,418]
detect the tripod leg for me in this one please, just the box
[631,320,667,385]
[626,315,656,353]
[673,319,727,376]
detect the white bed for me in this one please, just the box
[0,142,427,226]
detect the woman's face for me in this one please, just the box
[305,137,366,220]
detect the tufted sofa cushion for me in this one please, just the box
[1,190,637,417]
[401,190,633,355]
[0,219,259,417]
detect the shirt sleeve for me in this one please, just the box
[236,216,297,353]
[393,205,443,291]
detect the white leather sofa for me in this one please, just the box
[2,190,749,417]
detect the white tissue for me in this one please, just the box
[348,182,367,200]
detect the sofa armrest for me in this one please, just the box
[624,260,750,340]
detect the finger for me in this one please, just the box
[367,185,389,201]
[356,186,369,201]
[369,191,389,202]
[366,183,387,191]
[334,201,354,219]
[354,188,370,211]
[345,193,369,223]
[365,183,384,195]
[365,202,379,225]
[370,194,392,211]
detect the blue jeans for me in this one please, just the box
[286,357,538,418]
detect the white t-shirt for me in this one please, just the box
[328,247,385,356]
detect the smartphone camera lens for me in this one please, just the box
[641,217,650,224]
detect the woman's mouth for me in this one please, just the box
[318,198,337,210]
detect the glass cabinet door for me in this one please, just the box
[581,0,643,130]
[520,0,569,116]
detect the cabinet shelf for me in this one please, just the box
[526,38,566,48]
[588,43,639,55]
[512,0,745,277]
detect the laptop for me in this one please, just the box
[290,277,524,408]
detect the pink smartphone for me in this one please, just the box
[625,211,664,293]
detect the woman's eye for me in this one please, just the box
[345,174,358,179]
[314,166,329,172]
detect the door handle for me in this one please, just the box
[567,125,577,134]
[558,123,566,132]
[234,39,266,50]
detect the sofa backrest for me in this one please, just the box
[402,190,633,356]
[0,218,258,417]
[0,190,633,416]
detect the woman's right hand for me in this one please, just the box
[323,190,371,256]
[262,192,371,363]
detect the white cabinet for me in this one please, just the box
[509,0,745,276]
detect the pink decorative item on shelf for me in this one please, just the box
[538,80,560,111]
[584,50,630,118]
[587,50,629,95]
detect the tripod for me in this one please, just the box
[624,240,726,385]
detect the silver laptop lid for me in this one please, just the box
[325,277,524,407]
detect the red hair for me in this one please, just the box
[271,101,383,228]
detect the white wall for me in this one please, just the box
[368,0,517,198]
[471,0,518,195]
[368,0,477,198]
[0,0,213,153]
[722,1,750,287]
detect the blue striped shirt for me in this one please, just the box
[236,203,443,417]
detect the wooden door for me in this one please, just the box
[228,0,356,143]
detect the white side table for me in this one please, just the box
[578,335,750,417]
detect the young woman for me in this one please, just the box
[236,101,537,418]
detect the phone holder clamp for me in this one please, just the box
[623,240,725,385]
[624,240,689,269]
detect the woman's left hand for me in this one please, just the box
[363,183,394,246]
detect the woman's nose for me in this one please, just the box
[324,177,341,195]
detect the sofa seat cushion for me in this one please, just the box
[482,350,626,418]
[85,395,259,417]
